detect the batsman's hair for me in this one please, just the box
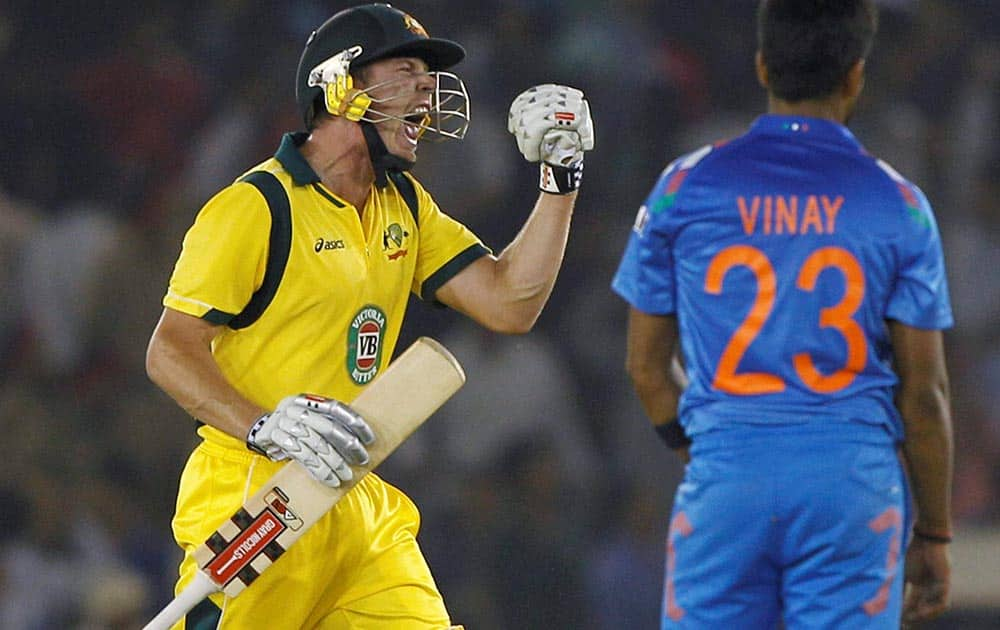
[757,0,878,102]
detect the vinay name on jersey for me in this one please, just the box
[737,195,844,236]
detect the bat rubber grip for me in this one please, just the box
[142,570,219,630]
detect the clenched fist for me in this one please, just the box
[247,394,375,487]
[508,84,595,194]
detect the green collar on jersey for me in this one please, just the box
[275,132,321,186]
[273,130,413,190]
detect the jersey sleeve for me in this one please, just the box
[408,177,490,301]
[163,182,270,321]
[611,166,680,315]
[885,182,954,329]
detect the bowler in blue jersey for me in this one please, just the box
[612,1,955,628]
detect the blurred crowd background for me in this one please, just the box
[1,0,997,628]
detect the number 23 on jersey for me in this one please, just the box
[705,244,867,396]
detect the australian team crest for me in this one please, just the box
[402,13,429,37]
[383,222,409,261]
[347,305,386,384]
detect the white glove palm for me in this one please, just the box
[247,394,375,488]
[508,84,595,194]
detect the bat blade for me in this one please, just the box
[142,337,464,630]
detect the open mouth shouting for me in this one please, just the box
[403,106,430,145]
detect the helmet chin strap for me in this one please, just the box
[360,121,415,188]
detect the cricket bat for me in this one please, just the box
[143,337,465,630]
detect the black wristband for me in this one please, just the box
[539,161,583,194]
[655,420,692,450]
[913,527,952,544]
[246,413,270,456]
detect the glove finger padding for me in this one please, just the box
[507,84,586,127]
[247,394,374,487]
[293,431,352,487]
[508,84,594,164]
[294,394,375,445]
[298,411,370,466]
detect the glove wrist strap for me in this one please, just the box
[539,161,583,195]
[246,413,270,455]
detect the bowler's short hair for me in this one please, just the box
[757,0,878,101]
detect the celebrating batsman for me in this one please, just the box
[145,4,593,628]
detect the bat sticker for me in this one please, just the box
[205,509,286,585]
[266,488,303,530]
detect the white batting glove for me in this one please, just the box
[507,84,595,194]
[247,394,375,488]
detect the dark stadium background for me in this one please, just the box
[0,1,996,627]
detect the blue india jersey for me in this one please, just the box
[612,114,953,441]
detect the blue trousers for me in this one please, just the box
[662,428,908,629]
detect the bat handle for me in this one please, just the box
[142,570,219,630]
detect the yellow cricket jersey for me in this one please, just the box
[164,132,488,442]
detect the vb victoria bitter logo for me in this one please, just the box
[347,305,386,384]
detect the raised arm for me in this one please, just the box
[435,84,594,334]
[436,191,575,334]
[889,320,954,624]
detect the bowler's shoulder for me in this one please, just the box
[869,157,937,230]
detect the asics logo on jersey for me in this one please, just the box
[315,237,346,252]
